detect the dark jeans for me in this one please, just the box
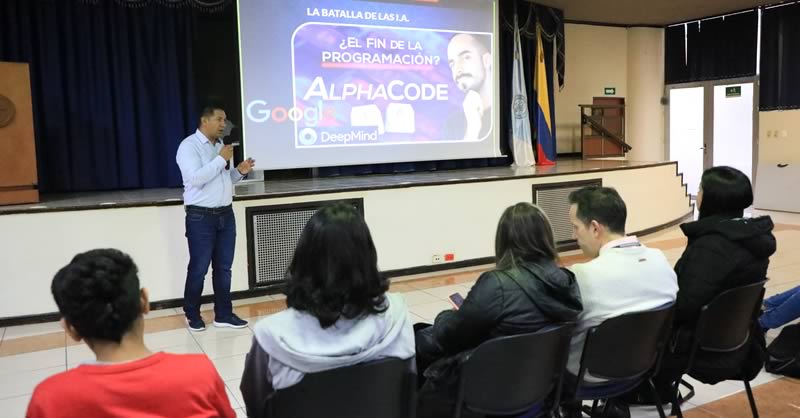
[760,285,800,329]
[184,205,235,320]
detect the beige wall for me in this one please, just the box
[0,164,690,318]
[626,28,666,162]
[758,110,800,164]
[555,24,666,161]
[754,110,800,212]
[555,24,628,153]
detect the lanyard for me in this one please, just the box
[612,241,642,249]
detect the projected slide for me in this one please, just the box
[239,0,500,170]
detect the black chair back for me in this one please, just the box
[579,302,675,382]
[269,357,416,418]
[694,281,766,352]
[455,324,574,417]
[673,281,768,418]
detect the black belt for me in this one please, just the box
[185,205,232,215]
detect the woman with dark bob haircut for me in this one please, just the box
[240,202,415,417]
[415,202,583,417]
[629,166,776,403]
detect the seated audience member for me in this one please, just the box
[763,318,800,378]
[240,202,415,418]
[760,285,800,330]
[561,186,678,417]
[565,186,678,377]
[638,166,775,401]
[760,286,800,379]
[27,249,236,418]
[415,202,583,417]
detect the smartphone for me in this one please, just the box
[449,293,465,310]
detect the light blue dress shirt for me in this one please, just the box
[176,130,244,208]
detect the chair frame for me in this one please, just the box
[570,302,676,418]
[670,281,767,418]
[267,357,417,418]
[452,323,576,418]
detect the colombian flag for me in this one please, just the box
[535,25,556,165]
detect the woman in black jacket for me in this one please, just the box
[637,166,776,403]
[415,202,583,417]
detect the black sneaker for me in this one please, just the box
[583,400,630,418]
[186,316,206,332]
[213,314,248,329]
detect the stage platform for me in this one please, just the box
[0,160,693,323]
[1,159,677,215]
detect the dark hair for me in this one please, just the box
[285,202,389,328]
[568,186,627,235]
[699,166,753,219]
[495,203,559,270]
[199,104,225,125]
[51,249,142,343]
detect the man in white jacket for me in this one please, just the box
[565,186,678,379]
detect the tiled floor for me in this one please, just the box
[1,210,799,417]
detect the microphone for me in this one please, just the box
[221,121,239,170]
[223,135,233,171]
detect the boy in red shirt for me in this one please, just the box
[27,249,236,418]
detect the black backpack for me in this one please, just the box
[765,324,800,378]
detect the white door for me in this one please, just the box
[668,87,705,196]
[712,83,754,181]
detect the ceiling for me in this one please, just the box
[530,0,778,26]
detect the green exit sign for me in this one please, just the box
[604,87,616,95]
[726,86,742,97]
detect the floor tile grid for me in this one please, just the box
[684,377,800,418]
[0,221,712,343]
[0,223,755,357]
[0,394,32,418]
[0,257,791,362]
[185,318,254,418]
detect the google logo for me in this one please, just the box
[246,100,335,127]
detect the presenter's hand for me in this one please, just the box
[219,145,234,161]
[462,90,483,141]
[237,158,256,175]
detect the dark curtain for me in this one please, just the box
[0,0,198,192]
[191,5,244,161]
[760,3,800,110]
[686,12,757,80]
[664,25,688,84]
[535,4,562,159]
[498,1,561,161]
[549,8,566,91]
[665,11,757,84]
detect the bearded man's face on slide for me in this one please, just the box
[447,33,493,140]
[447,33,491,97]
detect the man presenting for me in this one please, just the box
[446,33,493,141]
[176,105,256,332]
